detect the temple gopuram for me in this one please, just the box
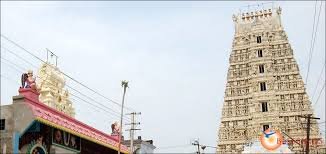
[0,62,129,154]
[217,7,325,153]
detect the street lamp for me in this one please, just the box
[118,80,129,154]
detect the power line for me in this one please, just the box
[305,0,318,85]
[70,97,127,127]
[0,73,21,86]
[1,57,26,73]
[1,34,45,62]
[156,144,192,149]
[318,121,326,124]
[305,1,323,85]
[1,62,131,124]
[1,46,131,120]
[313,79,325,107]
[69,92,131,123]
[66,84,131,121]
[61,70,135,111]
[311,62,325,101]
[0,35,135,112]
[1,45,39,68]
[1,57,131,122]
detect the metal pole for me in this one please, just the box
[306,115,311,154]
[299,115,320,154]
[118,80,129,154]
[192,140,200,154]
[130,112,135,154]
[197,141,200,154]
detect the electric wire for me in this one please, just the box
[156,144,192,149]
[305,1,323,85]
[0,35,135,112]
[0,73,20,86]
[1,61,131,124]
[312,79,325,107]
[311,62,325,101]
[1,45,39,68]
[1,45,132,121]
[1,57,131,123]
[299,1,324,135]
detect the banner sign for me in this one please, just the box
[52,128,81,151]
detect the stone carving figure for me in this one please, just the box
[21,70,37,91]
[111,122,120,135]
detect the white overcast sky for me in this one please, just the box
[1,1,325,153]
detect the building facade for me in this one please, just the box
[0,63,129,154]
[217,7,325,153]
[123,136,156,154]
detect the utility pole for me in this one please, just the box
[118,80,129,154]
[126,112,141,154]
[282,131,304,152]
[299,114,320,154]
[192,140,200,154]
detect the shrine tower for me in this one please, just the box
[37,63,75,117]
[217,7,325,153]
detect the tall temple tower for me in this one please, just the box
[217,7,325,153]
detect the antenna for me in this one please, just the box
[45,48,58,66]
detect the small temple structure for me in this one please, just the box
[0,62,129,154]
[37,63,75,117]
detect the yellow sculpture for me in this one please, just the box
[37,63,75,117]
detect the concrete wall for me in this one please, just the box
[0,95,37,154]
[50,145,78,154]
[0,105,14,154]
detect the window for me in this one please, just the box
[261,102,268,112]
[257,36,262,43]
[258,49,263,57]
[260,82,267,91]
[290,94,294,99]
[263,125,269,131]
[259,65,265,73]
[0,119,5,130]
[284,117,289,122]
[235,100,239,106]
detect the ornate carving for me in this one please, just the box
[217,7,325,153]
[21,70,37,91]
[37,63,75,117]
